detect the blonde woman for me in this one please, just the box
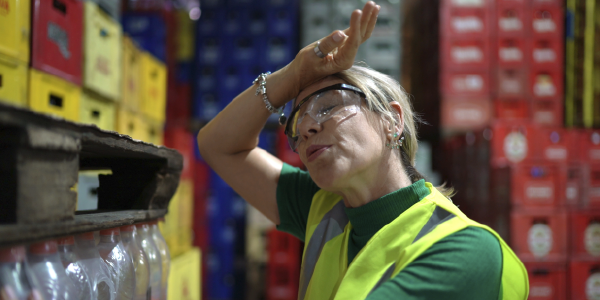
[197,2,529,299]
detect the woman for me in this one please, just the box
[197,2,529,299]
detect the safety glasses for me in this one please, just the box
[284,83,366,152]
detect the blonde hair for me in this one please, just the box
[332,64,454,197]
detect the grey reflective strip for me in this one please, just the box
[368,263,396,295]
[298,201,349,300]
[412,206,456,244]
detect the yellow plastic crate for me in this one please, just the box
[0,0,30,63]
[0,53,28,107]
[162,181,182,238]
[29,69,81,121]
[178,179,194,231]
[83,2,123,101]
[115,106,146,140]
[140,52,167,123]
[80,92,116,131]
[167,248,201,300]
[122,37,141,111]
[176,10,195,61]
[141,117,164,145]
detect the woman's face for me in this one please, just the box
[294,77,389,191]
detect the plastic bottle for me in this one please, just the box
[27,240,78,300]
[0,246,43,300]
[57,236,94,300]
[135,223,162,300]
[120,225,150,300]
[74,232,115,300]
[149,220,170,300]
[97,228,136,300]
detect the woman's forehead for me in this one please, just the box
[294,77,347,107]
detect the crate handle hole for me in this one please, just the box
[52,0,67,14]
[0,74,3,88]
[128,122,135,131]
[91,110,101,119]
[100,28,109,38]
[49,94,64,108]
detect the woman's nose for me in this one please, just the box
[298,114,322,142]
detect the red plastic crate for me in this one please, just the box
[441,97,492,131]
[510,209,567,261]
[524,262,567,300]
[570,210,600,259]
[276,129,304,169]
[494,98,529,120]
[441,7,491,38]
[531,0,564,7]
[31,0,83,85]
[529,6,564,38]
[441,38,491,70]
[530,99,564,127]
[577,130,600,163]
[266,229,300,300]
[497,0,526,6]
[496,37,528,67]
[563,164,585,207]
[530,68,563,99]
[496,4,527,36]
[535,128,576,163]
[585,165,600,208]
[441,69,490,96]
[441,0,493,9]
[569,260,600,300]
[495,67,528,97]
[166,83,191,125]
[163,127,195,180]
[529,38,563,68]
[490,121,536,167]
[511,164,562,208]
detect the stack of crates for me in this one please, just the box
[193,0,298,123]
[0,0,30,107]
[266,229,301,300]
[301,0,403,79]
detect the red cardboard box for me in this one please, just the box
[31,0,83,85]
[494,98,529,120]
[441,38,491,70]
[441,97,492,131]
[511,163,562,208]
[442,7,491,38]
[496,4,527,36]
[529,38,563,68]
[530,99,564,127]
[495,67,528,97]
[570,210,600,259]
[530,68,563,99]
[490,121,536,167]
[442,69,490,96]
[496,37,528,67]
[529,6,564,38]
[524,262,567,300]
[510,209,567,261]
[569,260,600,300]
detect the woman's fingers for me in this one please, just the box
[360,2,377,38]
[316,30,348,58]
[364,5,380,40]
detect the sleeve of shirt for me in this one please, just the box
[366,227,503,300]
[276,163,321,243]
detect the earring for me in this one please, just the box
[386,133,403,150]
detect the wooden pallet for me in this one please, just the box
[0,102,183,245]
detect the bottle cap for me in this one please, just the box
[120,225,136,232]
[76,232,95,241]
[99,228,120,236]
[57,236,75,246]
[0,246,26,263]
[29,240,58,255]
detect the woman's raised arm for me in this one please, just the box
[196,2,380,225]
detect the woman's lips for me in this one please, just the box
[306,145,331,162]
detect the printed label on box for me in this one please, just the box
[452,17,483,33]
[47,22,70,59]
[533,19,556,33]
[503,131,527,163]
[499,17,523,31]
[525,184,553,201]
[534,74,557,97]
[452,46,483,63]
[533,48,557,63]
[545,147,567,160]
[585,223,600,256]
[500,47,523,62]
[452,75,484,92]
[528,223,553,257]
[586,273,600,299]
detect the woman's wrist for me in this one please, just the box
[263,65,300,109]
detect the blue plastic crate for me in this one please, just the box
[259,128,278,155]
[193,90,221,121]
[222,9,246,36]
[266,0,298,9]
[248,10,268,36]
[122,13,167,61]
[224,35,267,65]
[267,7,298,36]
[175,62,193,83]
[196,35,222,65]
[195,64,218,92]
[265,36,296,67]
[216,64,248,108]
[196,9,223,37]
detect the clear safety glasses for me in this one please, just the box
[284,83,366,152]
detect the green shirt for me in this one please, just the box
[276,163,502,299]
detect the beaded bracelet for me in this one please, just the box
[253,72,287,125]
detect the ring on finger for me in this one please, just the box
[314,41,326,58]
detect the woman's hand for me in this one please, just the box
[284,1,380,100]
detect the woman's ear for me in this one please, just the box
[389,101,404,134]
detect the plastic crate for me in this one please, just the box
[530,99,564,127]
[495,4,526,37]
[529,68,563,99]
[163,127,195,180]
[122,13,167,62]
[167,248,201,300]
[442,69,490,96]
[524,261,567,300]
[85,0,120,20]
[139,52,167,123]
[441,6,491,38]
[79,91,116,131]
[267,7,298,37]
[0,54,28,107]
[31,0,83,85]
[535,128,576,163]
[83,2,123,101]
[529,37,563,68]
[577,130,600,163]
[440,97,492,131]
[441,38,491,70]
[511,163,562,208]
[196,35,223,65]
[496,37,528,67]
[584,165,600,209]
[115,106,145,140]
[121,37,141,112]
[175,10,195,61]
[529,5,563,38]
[0,0,31,63]
[510,209,567,261]
[28,69,81,122]
[569,259,600,300]
[490,121,536,167]
[494,99,529,120]
[265,36,296,68]
[570,210,600,259]
[495,67,528,97]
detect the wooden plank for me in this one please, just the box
[0,210,167,246]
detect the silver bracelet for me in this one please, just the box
[253,72,285,118]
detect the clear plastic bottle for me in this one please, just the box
[74,232,116,300]
[97,228,136,300]
[135,223,162,300]
[27,240,78,300]
[120,225,150,300]
[0,246,43,300]
[57,236,94,300]
[149,220,170,300]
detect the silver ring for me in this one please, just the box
[314,41,326,58]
